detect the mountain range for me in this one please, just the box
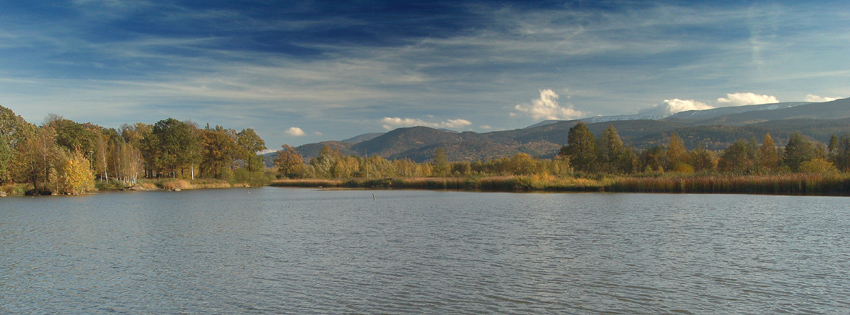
[267,98,850,163]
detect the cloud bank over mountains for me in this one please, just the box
[517,90,846,124]
[805,94,841,102]
[639,99,715,118]
[636,92,780,118]
[716,93,779,106]
[381,117,472,130]
[513,89,584,120]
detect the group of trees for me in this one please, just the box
[274,121,850,180]
[276,145,435,179]
[273,144,571,180]
[0,105,267,195]
[559,122,850,175]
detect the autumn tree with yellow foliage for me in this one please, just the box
[61,150,95,195]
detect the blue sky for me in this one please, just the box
[1,1,848,148]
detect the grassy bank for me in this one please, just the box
[0,178,253,196]
[270,174,850,196]
[122,178,254,191]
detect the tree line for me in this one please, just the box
[274,122,850,180]
[0,106,267,195]
[562,122,850,175]
[274,145,571,179]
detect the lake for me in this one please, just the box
[2,188,849,314]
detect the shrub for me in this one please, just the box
[672,162,695,174]
[799,158,838,174]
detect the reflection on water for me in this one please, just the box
[2,188,849,313]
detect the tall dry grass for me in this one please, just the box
[606,174,850,195]
[271,179,345,187]
[268,173,850,195]
[161,179,192,191]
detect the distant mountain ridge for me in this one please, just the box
[270,98,850,164]
[666,102,809,120]
[342,132,383,143]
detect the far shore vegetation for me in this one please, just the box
[271,121,850,196]
[3,104,850,197]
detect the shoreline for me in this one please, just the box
[5,174,849,197]
[0,178,254,197]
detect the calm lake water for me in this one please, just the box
[2,188,849,314]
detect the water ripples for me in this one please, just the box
[2,190,849,314]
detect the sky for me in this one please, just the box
[1,0,848,148]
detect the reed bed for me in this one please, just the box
[269,173,850,196]
[192,180,233,189]
[161,179,192,191]
[606,174,850,195]
[271,179,346,188]
[271,176,605,192]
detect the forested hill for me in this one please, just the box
[288,98,850,162]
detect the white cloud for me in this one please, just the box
[513,89,583,120]
[716,92,779,106]
[381,117,472,130]
[804,94,840,102]
[284,127,306,136]
[640,99,714,117]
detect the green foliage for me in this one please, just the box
[667,133,688,170]
[0,133,13,183]
[509,153,538,175]
[758,134,779,171]
[144,118,200,178]
[598,125,624,164]
[47,117,97,153]
[231,167,273,187]
[830,134,850,172]
[640,145,667,173]
[236,128,266,171]
[597,125,636,174]
[828,134,839,155]
[719,139,756,174]
[799,158,838,174]
[687,143,716,173]
[310,145,341,178]
[783,132,823,172]
[560,122,599,173]
[432,147,451,177]
[200,126,236,178]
